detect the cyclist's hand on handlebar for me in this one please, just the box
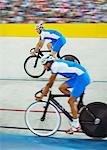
[35,92,43,101]
[35,94,47,101]
[30,48,36,55]
[35,88,48,101]
[35,96,42,101]
[35,93,47,101]
[30,48,39,55]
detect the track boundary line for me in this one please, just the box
[0,78,107,83]
[0,108,65,114]
[0,126,83,133]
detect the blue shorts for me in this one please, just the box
[52,36,66,52]
[66,73,91,98]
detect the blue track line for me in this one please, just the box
[0,133,107,150]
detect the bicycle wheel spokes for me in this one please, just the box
[25,101,61,136]
[24,55,45,78]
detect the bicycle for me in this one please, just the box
[25,89,107,138]
[24,48,80,78]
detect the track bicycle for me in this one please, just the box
[25,90,107,138]
[24,48,80,78]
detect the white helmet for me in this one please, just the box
[36,21,44,29]
[41,54,55,65]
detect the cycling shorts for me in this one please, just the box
[66,73,91,98]
[52,36,66,52]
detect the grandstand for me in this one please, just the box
[0,0,107,23]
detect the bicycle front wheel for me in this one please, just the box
[24,55,45,78]
[25,101,61,137]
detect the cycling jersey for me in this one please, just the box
[40,30,66,52]
[51,59,91,97]
[40,29,64,41]
[51,59,87,78]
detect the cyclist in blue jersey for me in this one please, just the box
[32,22,66,59]
[35,54,91,134]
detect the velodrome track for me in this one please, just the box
[0,79,107,134]
[0,79,107,150]
[0,133,107,150]
[0,24,107,149]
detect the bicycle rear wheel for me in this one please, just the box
[24,55,45,78]
[79,102,107,138]
[25,101,61,136]
[61,54,80,64]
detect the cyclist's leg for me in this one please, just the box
[66,77,88,116]
[47,41,58,59]
[59,82,70,96]
[52,37,66,58]
[59,80,79,119]
[68,75,90,125]
[47,42,52,50]
[59,80,81,133]
[66,74,90,98]
[59,80,78,116]
[65,78,79,118]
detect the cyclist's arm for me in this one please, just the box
[34,40,45,53]
[36,74,57,100]
[42,73,57,96]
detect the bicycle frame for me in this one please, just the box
[26,88,107,138]
[33,49,51,67]
[31,48,60,58]
[32,48,61,70]
[24,47,80,78]
[40,91,85,122]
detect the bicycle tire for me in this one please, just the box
[25,101,61,137]
[79,102,107,138]
[24,55,45,78]
[61,54,80,64]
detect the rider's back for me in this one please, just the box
[40,29,64,40]
[51,59,88,78]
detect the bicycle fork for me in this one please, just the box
[34,51,44,68]
[40,93,51,121]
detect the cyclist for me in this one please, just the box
[35,54,91,134]
[31,22,66,59]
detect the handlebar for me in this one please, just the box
[35,89,69,99]
[30,48,51,53]
[30,48,35,53]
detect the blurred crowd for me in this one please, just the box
[0,0,107,23]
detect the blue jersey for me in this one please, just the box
[50,59,91,98]
[51,59,88,78]
[40,29,64,41]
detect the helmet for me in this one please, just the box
[41,54,55,65]
[36,21,44,29]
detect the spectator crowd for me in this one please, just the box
[0,0,107,23]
